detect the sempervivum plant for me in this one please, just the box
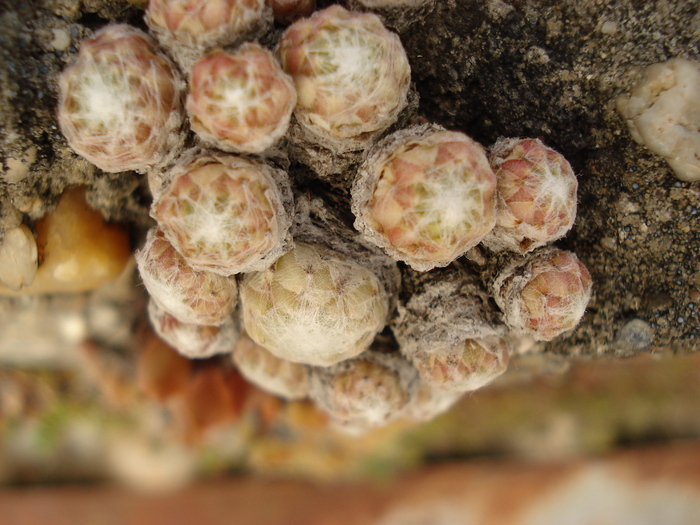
[231,332,310,400]
[136,228,238,325]
[277,4,411,152]
[151,149,293,276]
[145,0,271,66]
[58,24,185,173]
[404,337,509,393]
[492,248,593,341]
[187,44,297,154]
[308,350,418,433]
[483,138,578,254]
[136,228,238,326]
[239,242,389,367]
[148,299,239,359]
[352,125,497,271]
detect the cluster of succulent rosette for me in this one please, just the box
[58,0,591,434]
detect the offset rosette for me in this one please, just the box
[187,45,296,154]
[278,5,410,152]
[145,0,271,66]
[239,242,389,367]
[231,332,310,400]
[308,350,418,433]
[58,24,185,173]
[152,149,293,276]
[352,125,497,271]
[483,138,578,254]
[405,337,509,393]
[492,248,593,341]
[147,299,239,359]
[136,228,238,326]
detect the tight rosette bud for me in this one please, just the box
[352,125,497,271]
[231,332,310,400]
[136,228,238,326]
[483,138,578,254]
[58,25,185,173]
[277,5,410,152]
[152,149,293,276]
[492,248,593,341]
[405,337,509,393]
[239,242,389,367]
[308,350,418,432]
[148,299,239,359]
[187,45,297,154]
[145,0,271,65]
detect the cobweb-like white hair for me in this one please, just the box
[352,124,497,271]
[148,299,239,359]
[136,228,238,326]
[483,138,578,254]
[58,25,185,173]
[404,336,510,393]
[152,149,293,276]
[278,5,410,153]
[309,350,419,433]
[240,242,389,367]
[231,332,310,400]
[187,44,296,155]
[492,248,592,341]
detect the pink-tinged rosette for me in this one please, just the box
[58,24,185,173]
[352,125,497,271]
[239,243,389,367]
[404,336,509,393]
[151,149,293,276]
[231,332,310,400]
[187,45,296,154]
[492,248,593,341]
[308,350,419,433]
[136,228,238,326]
[148,299,239,359]
[484,138,578,254]
[277,5,410,152]
[145,0,271,66]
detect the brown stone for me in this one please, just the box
[0,186,131,295]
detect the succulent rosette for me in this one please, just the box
[187,45,297,154]
[151,149,293,276]
[404,337,509,393]
[231,332,310,400]
[277,5,411,152]
[492,248,593,341]
[483,138,578,254]
[136,228,238,326]
[145,0,271,64]
[352,125,497,271]
[148,299,239,359]
[58,24,185,173]
[308,350,418,432]
[239,242,389,367]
